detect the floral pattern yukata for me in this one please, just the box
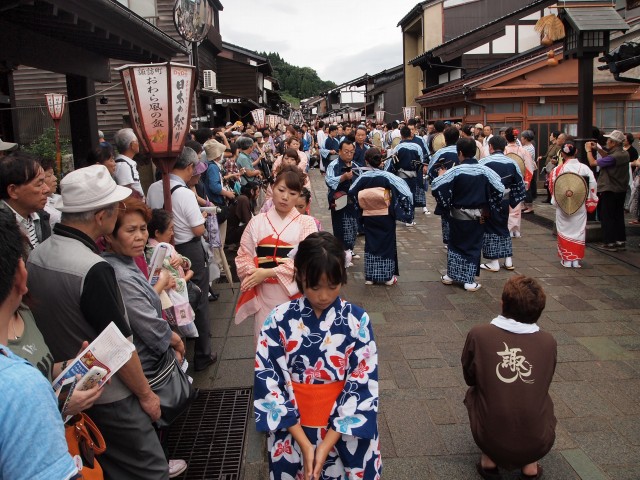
[254,297,381,480]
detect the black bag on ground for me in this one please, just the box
[147,350,194,429]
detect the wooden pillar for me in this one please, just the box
[0,67,16,142]
[576,54,597,166]
[65,74,98,169]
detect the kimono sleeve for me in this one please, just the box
[431,171,454,209]
[508,166,527,209]
[330,308,379,440]
[585,168,599,213]
[254,305,300,433]
[236,217,259,280]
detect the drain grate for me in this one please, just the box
[166,388,252,480]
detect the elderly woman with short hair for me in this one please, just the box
[103,196,189,477]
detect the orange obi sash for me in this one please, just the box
[292,381,345,427]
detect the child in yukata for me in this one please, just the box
[254,231,381,480]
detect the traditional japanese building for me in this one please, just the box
[403,1,639,154]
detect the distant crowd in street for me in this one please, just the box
[0,114,637,479]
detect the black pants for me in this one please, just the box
[599,191,627,244]
[87,396,169,479]
[175,238,212,360]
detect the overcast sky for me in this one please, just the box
[219,0,420,85]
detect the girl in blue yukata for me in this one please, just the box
[254,231,381,480]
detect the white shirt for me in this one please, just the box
[114,154,144,199]
[44,194,62,227]
[316,130,327,151]
[146,175,204,244]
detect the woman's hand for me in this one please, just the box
[312,429,341,479]
[287,423,315,480]
[168,255,182,269]
[171,332,185,363]
[153,270,176,294]
[301,442,316,480]
[65,378,103,416]
[240,268,273,291]
[184,269,194,282]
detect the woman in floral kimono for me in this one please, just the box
[349,148,413,285]
[549,142,598,268]
[254,232,381,480]
[235,165,318,341]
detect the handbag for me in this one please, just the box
[65,413,106,479]
[148,350,194,429]
[186,280,201,309]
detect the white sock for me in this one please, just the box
[505,257,513,268]
[572,260,580,268]
[485,259,499,270]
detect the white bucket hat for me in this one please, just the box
[0,138,18,152]
[55,165,131,212]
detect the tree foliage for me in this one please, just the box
[260,52,336,101]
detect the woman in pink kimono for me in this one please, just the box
[549,142,598,268]
[504,127,535,237]
[235,165,318,341]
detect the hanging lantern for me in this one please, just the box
[251,108,266,129]
[117,62,196,211]
[403,106,416,122]
[45,93,66,175]
[375,110,385,124]
[267,114,277,129]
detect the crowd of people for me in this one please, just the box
[0,114,636,479]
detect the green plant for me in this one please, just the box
[24,127,71,167]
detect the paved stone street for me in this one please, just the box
[194,169,640,480]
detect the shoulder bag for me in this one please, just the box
[147,350,194,429]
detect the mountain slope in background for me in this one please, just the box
[261,52,336,104]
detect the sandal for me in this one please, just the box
[464,282,482,292]
[502,263,515,271]
[440,275,453,285]
[476,461,501,479]
[519,464,543,479]
[480,263,499,272]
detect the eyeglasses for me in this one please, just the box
[342,150,355,155]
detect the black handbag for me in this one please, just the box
[147,350,194,429]
[186,280,202,309]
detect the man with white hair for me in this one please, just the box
[113,128,144,199]
[147,147,217,371]
[27,165,169,479]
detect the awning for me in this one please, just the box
[0,0,187,82]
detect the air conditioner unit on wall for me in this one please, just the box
[203,70,218,92]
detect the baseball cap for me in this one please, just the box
[604,130,625,144]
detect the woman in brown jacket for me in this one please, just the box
[462,276,556,480]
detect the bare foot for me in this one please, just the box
[521,462,539,476]
[480,453,497,470]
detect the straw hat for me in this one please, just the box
[554,172,587,215]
